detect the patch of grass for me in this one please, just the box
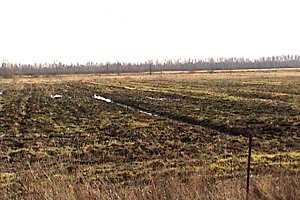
[2,169,300,200]
[0,173,18,184]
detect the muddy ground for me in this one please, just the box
[0,70,299,185]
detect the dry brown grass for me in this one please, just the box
[1,169,299,200]
[1,68,300,84]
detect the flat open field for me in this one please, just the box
[0,70,300,192]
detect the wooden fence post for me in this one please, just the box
[246,133,253,200]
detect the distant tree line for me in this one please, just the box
[1,55,300,76]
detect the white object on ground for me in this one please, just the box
[93,94,112,103]
[139,110,153,116]
[147,96,165,101]
[50,94,62,99]
[0,92,2,95]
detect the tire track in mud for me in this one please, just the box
[0,84,33,171]
[1,85,33,146]
[70,83,246,136]
[84,82,300,139]
[0,85,22,113]
[104,84,299,117]
[107,96,246,136]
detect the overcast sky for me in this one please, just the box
[0,0,299,64]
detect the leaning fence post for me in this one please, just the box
[246,133,253,200]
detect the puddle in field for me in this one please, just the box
[139,110,157,116]
[93,94,112,103]
[146,96,165,101]
[116,102,157,116]
[50,94,62,99]
[93,94,156,116]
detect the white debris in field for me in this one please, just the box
[139,110,153,116]
[0,92,2,95]
[93,94,112,103]
[50,94,62,99]
[147,96,165,101]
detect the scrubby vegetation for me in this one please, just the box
[1,167,299,200]
[1,54,300,76]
